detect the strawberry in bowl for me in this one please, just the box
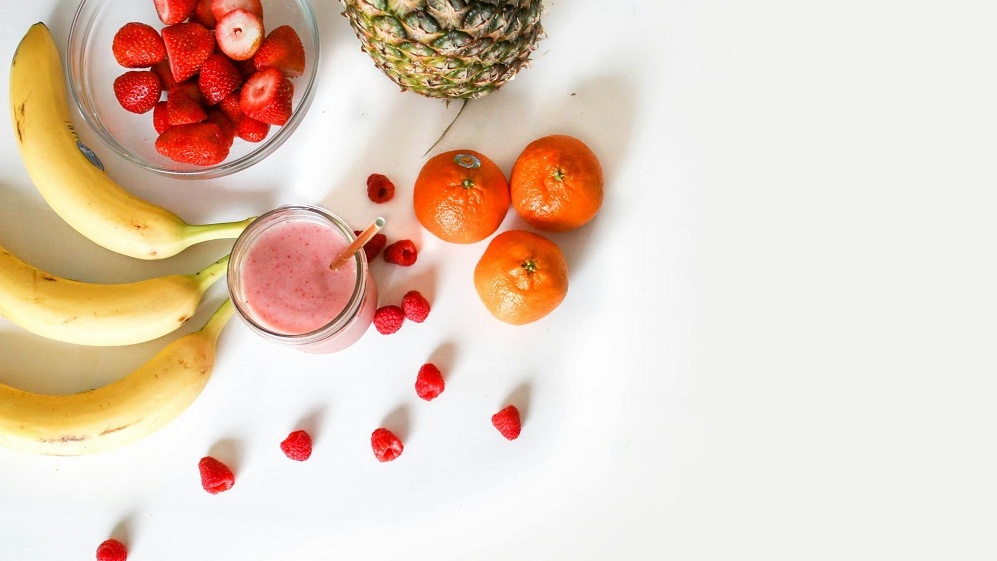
[109,0,307,165]
[67,0,319,177]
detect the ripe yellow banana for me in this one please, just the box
[0,298,234,456]
[9,23,253,260]
[0,242,228,346]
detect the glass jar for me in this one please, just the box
[227,205,377,353]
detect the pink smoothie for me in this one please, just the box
[240,219,362,336]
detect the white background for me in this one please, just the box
[1,0,995,559]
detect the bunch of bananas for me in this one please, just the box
[0,24,246,456]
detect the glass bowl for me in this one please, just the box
[66,0,320,179]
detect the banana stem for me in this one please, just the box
[199,298,235,344]
[181,217,257,246]
[193,254,231,293]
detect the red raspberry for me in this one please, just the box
[366,173,396,203]
[354,230,387,262]
[415,363,445,401]
[373,305,405,334]
[370,427,403,462]
[96,538,128,561]
[198,456,235,494]
[383,239,417,266]
[491,405,522,440]
[280,429,313,461]
[401,290,431,323]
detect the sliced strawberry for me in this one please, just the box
[166,82,207,125]
[235,115,269,142]
[215,8,264,61]
[206,109,236,148]
[162,22,215,83]
[240,68,293,126]
[218,92,243,123]
[210,0,263,21]
[253,25,305,78]
[151,59,177,90]
[152,100,171,134]
[155,122,230,165]
[113,71,162,114]
[153,0,198,26]
[190,0,217,28]
[198,54,243,105]
[112,22,166,68]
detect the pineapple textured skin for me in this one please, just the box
[341,0,544,99]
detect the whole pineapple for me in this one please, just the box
[341,0,544,99]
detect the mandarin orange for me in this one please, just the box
[473,229,568,325]
[413,150,510,244]
[510,134,604,232]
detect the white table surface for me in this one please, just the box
[1,1,994,559]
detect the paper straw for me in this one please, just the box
[330,217,385,270]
